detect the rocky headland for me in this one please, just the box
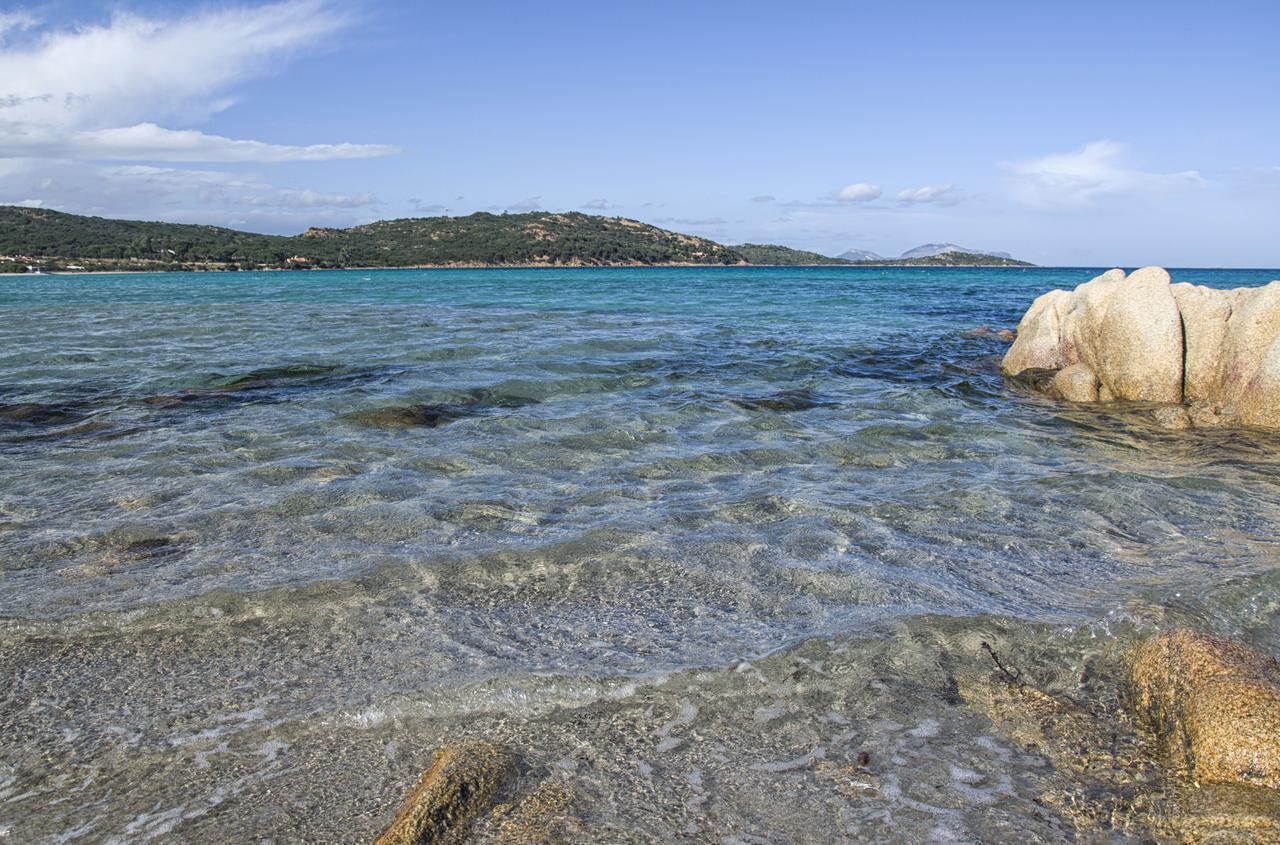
[1001,267,1280,429]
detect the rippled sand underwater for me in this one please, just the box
[3,266,1280,842]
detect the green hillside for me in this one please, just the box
[732,244,852,265]
[301,212,742,266]
[0,207,745,270]
[0,206,1034,271]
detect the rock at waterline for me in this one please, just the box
[1001,267,1280,428]
[1049,362,1100,403]
[1131,630,1280,790]
[374,740,517,845]
[963,325,1016,342]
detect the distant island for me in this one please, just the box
[0,206,1033,272]
[835,242,1027,266]
[850,251,1032,267]
[733,242,1031,267]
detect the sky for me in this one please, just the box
[0,0,1277,266]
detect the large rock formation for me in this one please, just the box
[1001,267,1280,428]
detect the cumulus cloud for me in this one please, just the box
[0,1,397,226]
[833,182,882,203]
[1007,141,1204,211]
[0,1,356,131]
[582,198,610,210]
[896,183,956,204]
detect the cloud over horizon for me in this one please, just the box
[832,182,882,203]
[0,0,397,229]
[896,183,957,204]
[1006,141,1204,211]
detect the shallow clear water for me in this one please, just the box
[2,266,1279,842]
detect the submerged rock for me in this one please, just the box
[346,403,473,428]
[375,740,517,845]
[476,777,579,843]
[963,326,1017,342]
[0,400,96,433]
[1131,630,1280,790]
[1002,268,1280,428]
[957,671,1160,836]
[731,388,827,412]
[961,641,1280,842]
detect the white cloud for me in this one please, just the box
[833,182,882,203]
[582,198,610,210]
[0,159,381,232]
[107,164,376,206]
[0,1,397,227]
[750,194,775,203]
[0,121,395,162]
[0,1,349,129]
[1006,141,1204,211]
[0,1,396,162]
[896,183,956,204]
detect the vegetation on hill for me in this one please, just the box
[0,207,287,269]
[0,207,745,270]
[732,244,852,265]
[0,206,1034,271]
[303,213,743,266]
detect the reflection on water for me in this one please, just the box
[1,266,1279,842]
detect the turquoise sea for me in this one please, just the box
[3,266,1280,842]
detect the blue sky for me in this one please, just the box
[1,0,1277,265]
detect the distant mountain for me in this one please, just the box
[898,243,1013,260]
[735,244,852,265]
[837,248,885,261]
[853,251,1033,267]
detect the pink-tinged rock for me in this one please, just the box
[1219,281,1280,405]
[1237,335,1280,430]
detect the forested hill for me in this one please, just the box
[732,244,854,265]
[0,207,745,271]
[0,206,1034,271]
